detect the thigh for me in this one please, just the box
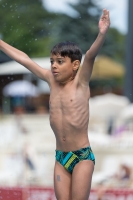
[54,161,72,200]
[71,160,94,200]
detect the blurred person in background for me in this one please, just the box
[114,163,132,184]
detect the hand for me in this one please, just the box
[99,9,110,34]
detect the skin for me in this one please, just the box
[49,54,90,151]
[0,9,110,200]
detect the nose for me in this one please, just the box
[51,61,57,69]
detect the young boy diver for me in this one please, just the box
[0,9,110,200]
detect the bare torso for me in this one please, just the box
[49,76,90,151]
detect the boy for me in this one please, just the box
[0,9,110,200]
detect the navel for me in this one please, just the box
[63,135,66,141]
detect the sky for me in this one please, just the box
[43,0,128,34]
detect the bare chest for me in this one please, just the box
[49,84,89,112]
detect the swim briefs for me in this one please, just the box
[55,146,95,174]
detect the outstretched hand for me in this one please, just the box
[99,9,110,34]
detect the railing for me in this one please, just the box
[0,187,133,200]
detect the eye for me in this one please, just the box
[58,60,63,64]
[50,60,54,65]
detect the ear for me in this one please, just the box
[72,60,80,71]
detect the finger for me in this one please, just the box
[103,8,108,15]
[107,10,111,24]
[101,9,106,18]
[100,9,108,21]
[107,10,109,17]
[106,10,110,23]
[100,9,106,20]
[102,9,110,20]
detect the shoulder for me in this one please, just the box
[73,72,90,94]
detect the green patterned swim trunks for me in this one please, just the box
[55,146,95,174]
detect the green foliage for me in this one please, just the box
[100,28,125,63]
[51,0,125,63]
[52,0,101,53]
[0,0,125,63]
[0,0,57,56]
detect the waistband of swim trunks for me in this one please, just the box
[55,146,92,153]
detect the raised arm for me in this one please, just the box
[0,40,51,83]
[79,9,110,85]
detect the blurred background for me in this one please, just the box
[0,0,133,199]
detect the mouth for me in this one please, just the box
[52,72,59,76]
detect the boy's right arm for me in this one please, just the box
[0,40,51,83]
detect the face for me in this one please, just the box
[50,54,79,84]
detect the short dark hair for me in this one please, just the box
[51,41,82,62]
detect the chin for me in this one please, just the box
[54,76,63,82]
[55,77,68,85]
[54,74,72,84]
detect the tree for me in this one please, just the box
[99,28,125,63]
[0,0,125,63]
[53,0,101,53]
[52,0,125,63]
[0,0,58,57]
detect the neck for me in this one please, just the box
[58,77,74,86]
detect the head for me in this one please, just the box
[50,41,82,84]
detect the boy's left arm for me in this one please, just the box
[79,9,110,85]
